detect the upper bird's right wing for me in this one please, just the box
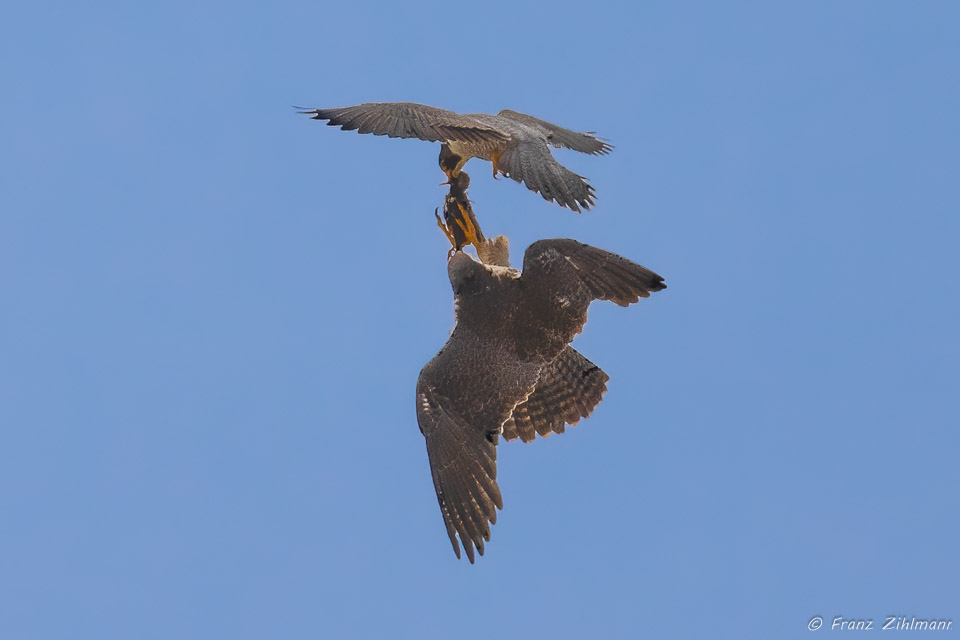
[416,381,503,564]
[516,239,667,359]
[300,102,509,144]
[498,110,613,155]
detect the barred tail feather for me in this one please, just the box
[502,347,609,443]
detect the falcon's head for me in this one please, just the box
[447,251,489,298]
[439,145,463,178]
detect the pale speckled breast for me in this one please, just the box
[446,139,500,163]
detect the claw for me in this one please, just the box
[435,207,457,249]
[491,149,502,179]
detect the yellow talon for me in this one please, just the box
[435,208,457,248]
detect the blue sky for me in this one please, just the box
[2,1,958,638]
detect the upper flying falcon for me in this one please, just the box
[300,102,612,212]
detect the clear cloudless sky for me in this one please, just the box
[2,1,958,638]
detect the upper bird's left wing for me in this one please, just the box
[300,102,508,144]
[416,381,503,564]
[516,239,667,359]
[498,109,613,155]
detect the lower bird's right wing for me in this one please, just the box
[299,102,508,144]
[416,382,503,564]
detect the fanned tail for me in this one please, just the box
[502,347,609,443]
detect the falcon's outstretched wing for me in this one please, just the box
[416,382,503,564]
[300,102,508,145]
[516,239,666,359]
[498,110,613,155]
[502,347,609,443]
[497,140,596,212]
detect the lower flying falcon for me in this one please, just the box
[300,102,612,213]
[416,238,666,562]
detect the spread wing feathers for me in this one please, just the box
[502,347,610,443]
[498,110,613,155]
[517,239,667,358]
[417,384,503,563]
[497,141,596,212]
[299,102,508,145]
[524,239,667,306]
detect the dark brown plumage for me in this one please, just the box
[416,239,666,562]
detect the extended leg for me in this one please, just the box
[435,208,458,252]
[453,202,483,250]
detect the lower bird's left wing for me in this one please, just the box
[416,382,503,563]
[516,239,667,359]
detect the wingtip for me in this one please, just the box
[295,106,325,118]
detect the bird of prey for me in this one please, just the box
[300,102,612,212]
[416,239,666,562]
